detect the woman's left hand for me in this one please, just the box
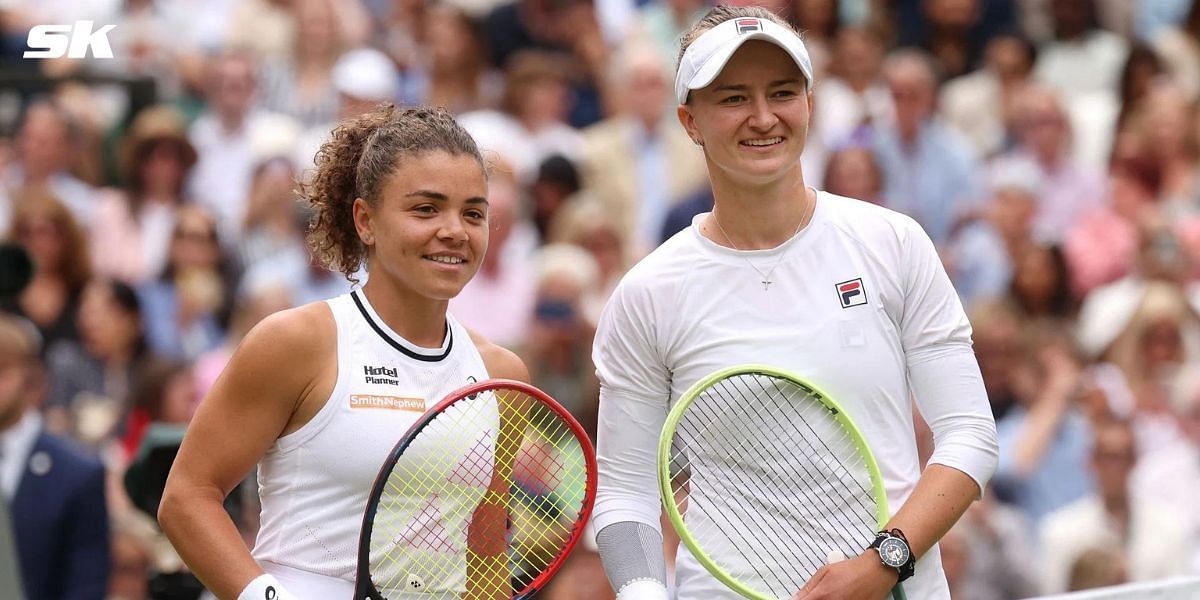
[790,552,899,600]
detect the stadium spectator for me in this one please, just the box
[90,105,198,285]
[947,163,1040,306]
[1150,0,1200,100]
[1113,44,1166,131]
[627,0,710,66]
[1009,243,1076,320]
[2,195,90,353]
[1123,81,1200,216]
[940,31,1037,159]
[0,100,95,235]
[822,146,884,205]
[992,325,1093,524]
[991,84,1106,244]
[783,0,840,77]
[523,243,601,435]
[482,0,606,127]
[1038,419,1190,593]
[809,26,891,185]
[581,41,708,255]
[0,313,110,600]
[1063,157,1160,296]
[1131,363,1200,571]
[969,300,1024,421]
[459,50,585,183]
[257,0,352,128]
[422,3,503,114]
[293,46,402,177]
[237,158,310,295]
[1034,0,1129,166]
[187,51,301,239]
[43,279,150,446]
[547,197,632,327]
[945,490,1039,600]
[138,205,235,362]
[873,48,985,245]
[527,155,583,239]
[1066,545,1128,592]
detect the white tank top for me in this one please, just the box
[252,290,490,590]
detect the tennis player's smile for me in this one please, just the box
[424,252,468,270]
[740,136,785,151]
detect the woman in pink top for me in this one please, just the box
[90,105,197,284]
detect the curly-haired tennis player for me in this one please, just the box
[159,105,527,599]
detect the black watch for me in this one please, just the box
[869,529,915,583]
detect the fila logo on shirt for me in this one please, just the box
[836,278,868,308]
[735,19,762,34]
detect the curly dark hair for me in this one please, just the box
[303,104,485,281]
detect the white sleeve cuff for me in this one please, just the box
[238,574,299,600]
[616,578,671,600]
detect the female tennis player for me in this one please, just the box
[159,105,528,599]
[591,7,999,600]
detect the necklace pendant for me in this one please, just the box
[762,279,772,290]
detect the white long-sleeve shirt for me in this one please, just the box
[592,192,999,599]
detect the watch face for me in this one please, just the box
[878,537,910,568]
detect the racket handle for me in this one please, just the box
[824,550,846,564]
[616,579,670,600]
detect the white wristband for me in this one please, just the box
[237,574,297,600]
[616,578,670,600]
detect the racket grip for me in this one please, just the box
[238,573,300,600]
[825,550,846,564]
[616,579,670,600]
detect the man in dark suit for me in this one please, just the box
[0,313,109,599]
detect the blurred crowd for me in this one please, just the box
[1,0,1200,598]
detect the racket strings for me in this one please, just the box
[740,377,878,534]
[690,376,878,538]
[683,381,838,574]
[368,388,590,599]
[675,390,849,586]
[668,373,882,598]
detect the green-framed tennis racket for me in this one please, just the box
[657,365,907,600]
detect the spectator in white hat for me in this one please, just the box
[293,47,401,175]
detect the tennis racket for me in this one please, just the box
[657,365,906,600]
[354,379,598,600]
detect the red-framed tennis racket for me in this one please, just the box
[353,379,597,599]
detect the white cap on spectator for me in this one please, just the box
[989,156,1045,198]
[332,48,400,102]
[249,113,303,165]
[675,17,814,104]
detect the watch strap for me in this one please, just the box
[870,528,916,583]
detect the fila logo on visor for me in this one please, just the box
[837,278,868,308]
[736,18,762,34]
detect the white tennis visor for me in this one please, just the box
[675,16,815,105]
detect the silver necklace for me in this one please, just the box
[712,196,813,291]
